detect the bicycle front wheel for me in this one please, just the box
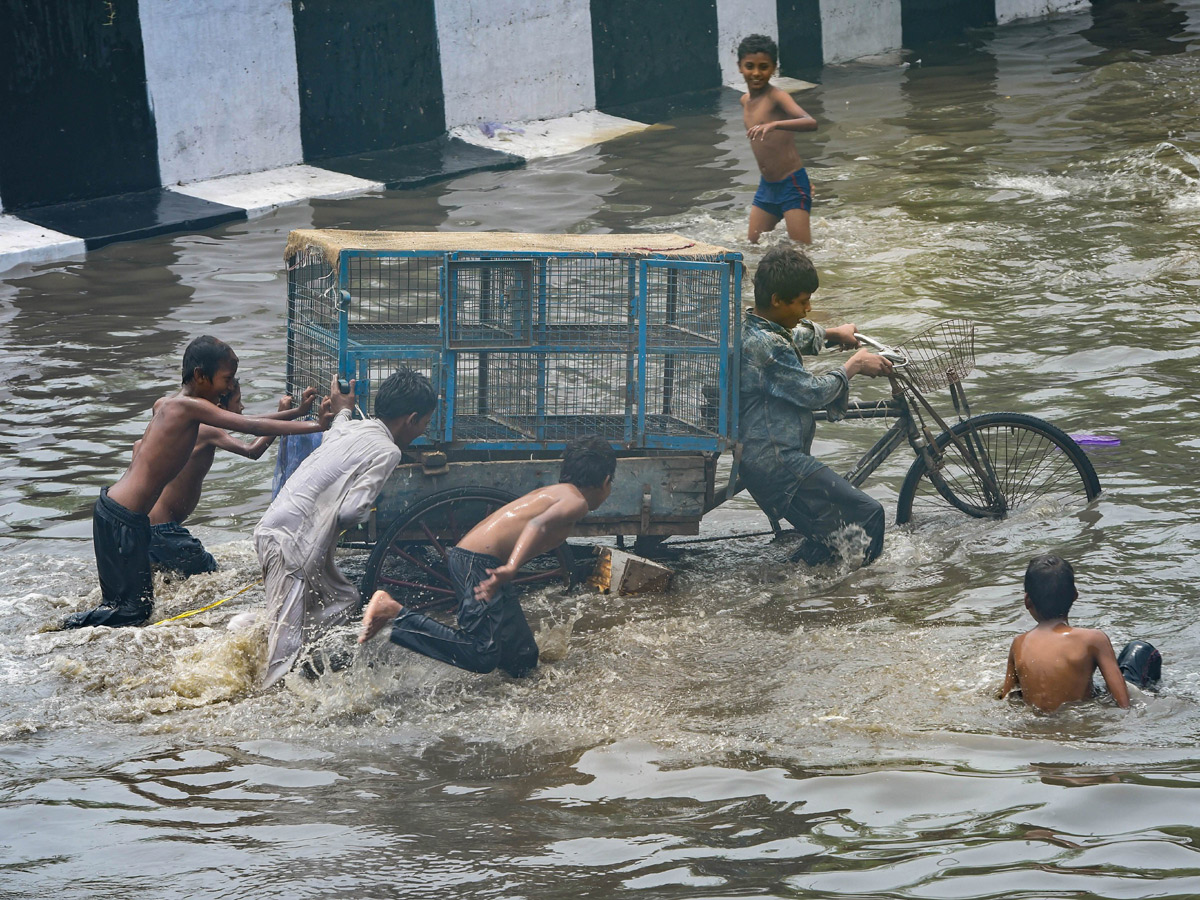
[895,412,1101,525]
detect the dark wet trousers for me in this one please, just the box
[781,465,886,567]
[1118,640,1162,689]
[149,522,218,578]
[388,548,539,678]
[63,488,154,629]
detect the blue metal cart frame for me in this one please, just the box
[284,231,744,604]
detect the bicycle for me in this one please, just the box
[810,319,1101,525]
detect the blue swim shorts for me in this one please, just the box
[752,168,812,218]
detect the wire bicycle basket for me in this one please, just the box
[896,319,976,393]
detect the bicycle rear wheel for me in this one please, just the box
[895,412,1101,524]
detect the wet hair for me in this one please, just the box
[559,436,617,489]
[1024,554,1077,619]
[753,245,819,309]
[218,377,241,409]
[374,367,437,421]
[738,34,778,64]
[182,335,237,384]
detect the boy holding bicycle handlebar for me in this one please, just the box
[739,246,893,566]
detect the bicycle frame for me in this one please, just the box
[818,376,1007,512]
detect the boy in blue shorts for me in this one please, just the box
[738,34,818,244]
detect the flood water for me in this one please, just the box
[4,5,1200,897]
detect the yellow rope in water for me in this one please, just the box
[151,579,262,626]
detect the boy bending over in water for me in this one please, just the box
[998,554,1162,712]
[738,33,819,244]
[255,367,437,688]
[359,436,617,678]
[63,336,342,630]
[137,378,317,578]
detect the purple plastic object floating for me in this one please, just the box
[478,121,525,139]
[1070,434,1121,447]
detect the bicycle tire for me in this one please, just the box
[895,412,1101,525]
[361,486,573,612]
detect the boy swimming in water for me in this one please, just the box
[136,378,317,578]
[63,336,344,630]
[998,554,1162,712]
[358,436,616,678]
[738,33,819,244]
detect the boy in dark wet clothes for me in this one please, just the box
[739,246,892,567]
[255,368,437,688]
[137,378,317,578]
[358,436,616,678]
[63,336,343,630]
[998,554,1162,712]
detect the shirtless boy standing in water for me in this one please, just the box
[63,336,343,629]
[135,378,317,578]
[738,33,819,244]
[998,554,1161,712]
[358,436,616,678]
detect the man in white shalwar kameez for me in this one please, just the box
[254,369,436,687]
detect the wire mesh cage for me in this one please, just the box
[897,319,976,394]
[284,231,743,452]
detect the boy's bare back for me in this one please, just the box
[457,483,590,561]
[1001,623,1130,712]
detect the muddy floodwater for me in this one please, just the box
[4,6,1200,898]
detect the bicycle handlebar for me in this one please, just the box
[854,332,910,367]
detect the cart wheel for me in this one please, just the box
[360,487,574,613]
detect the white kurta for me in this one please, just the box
[254,412,402,687]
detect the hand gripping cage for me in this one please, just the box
[284,230,744,452]
[896,319,976,394]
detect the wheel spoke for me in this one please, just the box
[378,575,457,597]
[390,543,453,586]
[420,520,450,561]
[512,565,569,586]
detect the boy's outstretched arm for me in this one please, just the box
[1094,633,1131,709]
[997,640,1019,699]
[238,390,318,458]
[746,92,818,140]
[474,497,588,602]
[184,381,348,435]
[209,428,275,461]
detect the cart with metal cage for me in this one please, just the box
[283,230,744,610]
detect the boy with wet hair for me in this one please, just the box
[137,378,317,578]
[358,435,617,678]
[998,554,1162,712]
[255,367,438,688]
[64,336,342,629]
[738,33,819,244]
[739,245,892,567]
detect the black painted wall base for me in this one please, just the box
[16,190,245,251]
[317,137,524,190]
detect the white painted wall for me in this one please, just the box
[435,0,596,129]
[139,0,303,186]
[821,0,903,64]
[994,0,1088,25]
[715,0,778,86]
